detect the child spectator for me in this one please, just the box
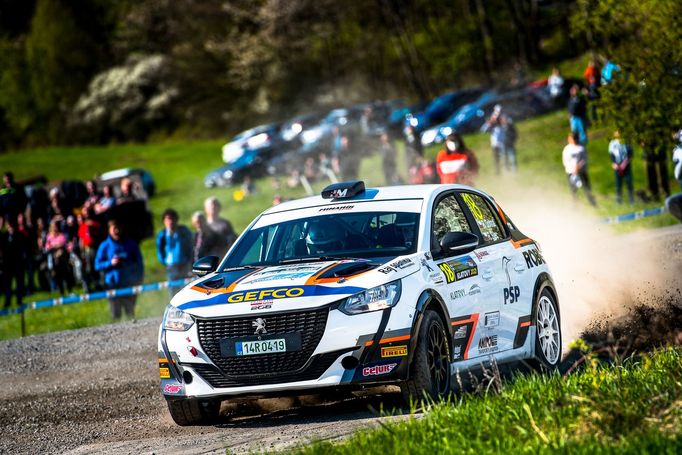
[562,132,597,206]
[436,133,479,185]
[95,220,144,320]
[608,130,634,204]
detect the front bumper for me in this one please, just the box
[158,304,415,399]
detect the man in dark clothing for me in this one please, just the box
[156,209,193,297]
[568,85,588,145]
[191,211,222,261]
[1,221,27,308]
[641,140,670,201]
[0,172,27,223]
[95,220,144,320]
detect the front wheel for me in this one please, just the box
[401,310,451,403]
[532,288,562,370]
[167,398,220,426]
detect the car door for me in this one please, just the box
[457,191,515,356]
[429,192,483,362]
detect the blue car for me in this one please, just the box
[403,89,483,136]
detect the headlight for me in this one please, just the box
[163,304,195,331]
[420,129,437,146]
[339,280,402,315]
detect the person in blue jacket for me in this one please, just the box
[95,219,144,320]
[156,208,194,297]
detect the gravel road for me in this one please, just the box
[1,224,680,454]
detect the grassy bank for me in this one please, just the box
[291,348,682,454]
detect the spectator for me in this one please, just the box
[667,130,682,223]
[420,159,438,184]
[586,75,600,123]
[16,212,37,295]
[156,208,193,296]
[562,132,597,206]
[191,211,222,261]
[568,84,589,145]
[117,177,138,204]
[641,139,670,201]
[44,220,71,295]
[436,133,479,185]
[78,206,103,292]
[404,124,423,160]
[84,180,101,208]
[548,67,564,100]
[241,176,255,196]
[583,59,601,87]
[481,105,516,173]
[47,187,68,224]
[95,184,116,214]
[204,197,237,255]
[380,132,400,185]
[0,172,27,223]
[1,221,27,308]
[272,194,283,206]
[26,182,48,227]
[608,130,634,204]
[601,59,620,85]
[95,219,143,320]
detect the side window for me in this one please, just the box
[432,194,471,248]
[460,193,505,243]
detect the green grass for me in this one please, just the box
[0,107,678,339]
[290,348,682,454]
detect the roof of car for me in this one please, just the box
[263,183,481,215]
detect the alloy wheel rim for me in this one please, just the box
[427,323,449,395]
[537,296,561,365]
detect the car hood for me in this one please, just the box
[171,256,421,318]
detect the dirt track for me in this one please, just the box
[1,224,680,454]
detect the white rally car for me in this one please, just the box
[158,181,561,425]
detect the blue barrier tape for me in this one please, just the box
[0,277,193,318]
[602,206,666,224]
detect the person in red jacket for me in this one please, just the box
[436,133,479,185]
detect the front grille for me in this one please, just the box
[188,349,349,388]
[196,307,329,378]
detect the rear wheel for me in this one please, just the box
[167,398,220,426]
[401,310,451,403]
[532,289,562,370]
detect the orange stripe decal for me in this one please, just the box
[511,238,534,249]
[520,321,532,328]
[365,334,410,347]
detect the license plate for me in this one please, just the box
[220,333,302,357]
[235,338,286,356]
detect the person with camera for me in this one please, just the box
[95,219,143,320]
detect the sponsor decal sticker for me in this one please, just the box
[468,284,481,296]
[450,289,466,300]
[428,271,444,284]
[478,334,498,354]
[381,345,408,358]
[250,300,273,310]
[503,286,521,304]
[438,256,478,284]
[362,362,398,377]
[159,367,170,379]
[377,258,414,274]
[454,325,468,340]
[484,311,500,328]
[473,250,490,261]
[452,345,462,360]
[420,257,434,272]
[319,204,354,212]
[523,248,545,269]
[163,383,184,394]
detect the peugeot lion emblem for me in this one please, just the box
[252,318,267,335]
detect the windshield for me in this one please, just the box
[221,211,420,268]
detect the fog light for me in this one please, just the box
[341,356,359,370]
[182,370,193,384]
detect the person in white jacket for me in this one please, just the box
[562,132,596,206]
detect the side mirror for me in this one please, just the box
[439,231,479,255]
[192,256,219,277]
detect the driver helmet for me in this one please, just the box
[305,219,345,254]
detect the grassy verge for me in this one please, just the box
[290,348,682,454]
[0,105,677,339]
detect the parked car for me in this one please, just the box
[403,89,484,136]
[99,168,156,198]
[222,123,282,164]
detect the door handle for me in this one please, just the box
[514,263,526,273]
[482,269,494,281]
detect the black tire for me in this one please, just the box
[530,288,562,371]
[167,398,220,426]
[401,310,451,403]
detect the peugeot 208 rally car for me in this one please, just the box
[159,181,561,425]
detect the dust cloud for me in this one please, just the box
[487,178,681,346]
